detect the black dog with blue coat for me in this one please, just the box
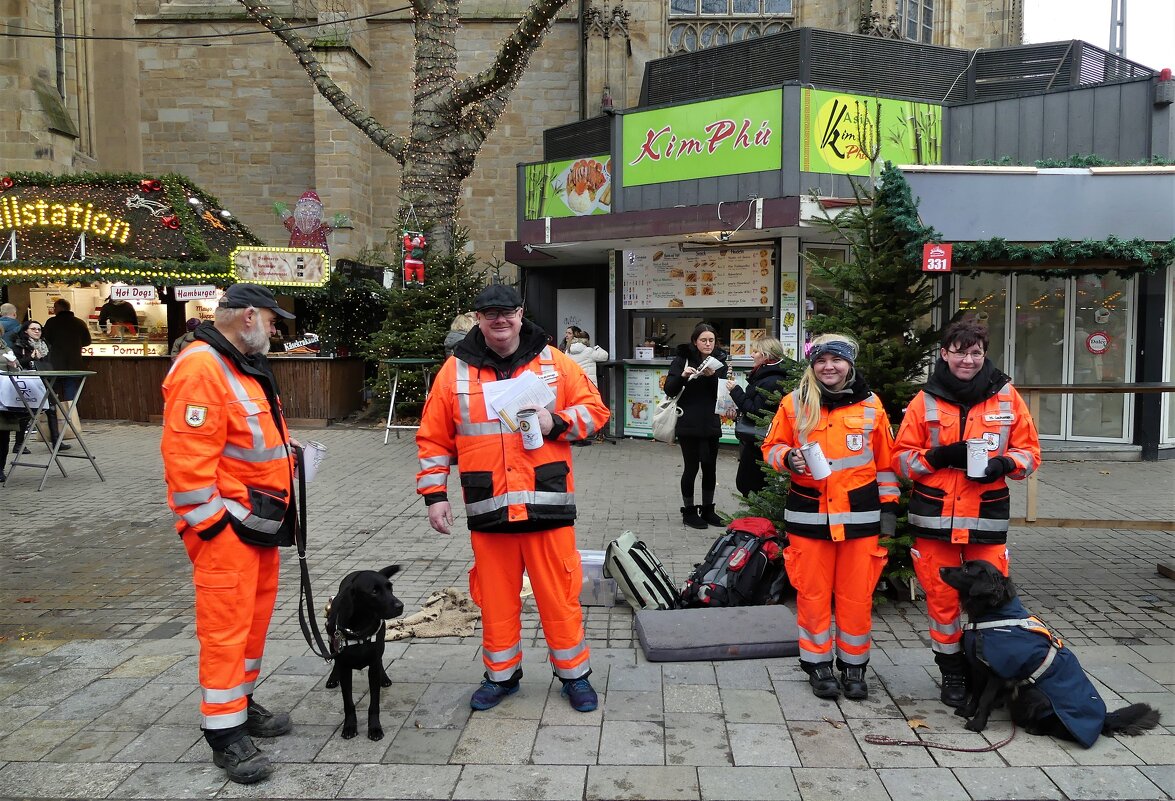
[325,565,404,740]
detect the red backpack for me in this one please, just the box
[679,517,791,608]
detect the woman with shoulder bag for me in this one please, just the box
[0,339,30,481]
[761,333,899,701]
[12,320,65,452]
[663,323,728,529]
[726,337,792,496]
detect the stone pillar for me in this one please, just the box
[91,0,143,171]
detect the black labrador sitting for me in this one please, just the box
[324,565,404,740]
[941,560,1160,747]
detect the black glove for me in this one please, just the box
[969,456,1015,484]
[924,441,967,470]
[880,511,897,538]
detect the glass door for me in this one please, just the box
[1068,273,1134,440]
[1013,275,1068,438]
[956,273,1009,368]
[1165,266,1175,444]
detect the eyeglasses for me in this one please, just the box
[478,307,521,321]
[27,327,41,331]
[945,349,985,361]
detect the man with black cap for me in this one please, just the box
[160,283,299,784]
[416,284,610,713]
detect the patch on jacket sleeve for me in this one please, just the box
[185,404,209,427]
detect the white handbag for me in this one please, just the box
[0,374,47,410]
[651,391,683,443]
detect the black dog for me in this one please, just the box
[941,560,1160,747]
[324,565,404,740]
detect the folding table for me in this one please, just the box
[2,369,105,491]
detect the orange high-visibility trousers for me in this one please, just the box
[469,526,589,682]
[911,538,1009,657]
[183,530,280,731]
[784,535,888,666]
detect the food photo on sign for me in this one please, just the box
[523,155,611,219]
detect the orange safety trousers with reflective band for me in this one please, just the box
[183,528,280,730]
[162,343,296,543]
[469,527,590,682]
[911,538,1009,656]
[762,391,900,542]
[784,535,888,665]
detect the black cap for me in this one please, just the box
[219,284,295,319]
[472,284,523,312]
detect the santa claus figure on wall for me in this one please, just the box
[276,189,334,252]
[402,230,427,286]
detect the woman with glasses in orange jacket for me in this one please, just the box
[892,318,1041,709]
[762,333,899,701]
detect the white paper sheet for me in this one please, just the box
[483,371,556,431]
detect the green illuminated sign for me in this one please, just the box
[801,89,942,175]
[621,90,782,186]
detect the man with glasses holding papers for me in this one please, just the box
[416,284,610,713]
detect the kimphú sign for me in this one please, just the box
[621,89,782,187]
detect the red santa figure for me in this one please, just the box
[402,231,427,285]
[278,190,333,252]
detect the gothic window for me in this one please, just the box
[900,0,934,43]
[668,0,794,54]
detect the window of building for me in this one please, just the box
[901,0,934,44]
[668,0,794,54]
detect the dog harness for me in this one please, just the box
[324,596,384,655]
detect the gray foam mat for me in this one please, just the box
[634,605,800,662]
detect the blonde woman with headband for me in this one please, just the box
[761,333,899,701]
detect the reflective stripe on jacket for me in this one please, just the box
[761,390,899,541]
[416,346,610,531]
[162,342,295,546]
[893,385,1041,545]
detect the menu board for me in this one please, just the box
[622,244,773,309]
[622,363,751,443]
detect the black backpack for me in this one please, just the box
[679,517,790,608]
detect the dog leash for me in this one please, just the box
[293,444,334,662]
[863,721,1016,751]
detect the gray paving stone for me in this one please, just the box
[850,717,938,768]
[605,662,663,692]
[383,725,461,764]
[1044,765,1167,800]
[0,702,49,738]
[0,760,138,799]
[255,723,338,763]
[877,767,970,801]
[952,766,1065,800]
[1121,731,1175,764]
[720,689,785,724]
[1059,730,1145,765]
[990,727,1078,766]
[1085,663,1167,693]
[451,716,539,764]
[40,676,149,721]
[109,761,228,798]
[1139,765,1175,799]
[313,711,411,763]
[533,723,601,764]
[454,764,588,800]
[665,712,732,767]
[726,723,801,767]
[339,762,462,799]
[89,679,192,729]
[405,681,473,729]
[791,767,890,801]
[698,765,802,800]
[586,765,700,800]
[774,678,844,722]
[788,720,867,768]
[0,718,85,761]
[45,727,140,762]
[217,762,354,798]
[666,682,722,714]
[598,719,665,765]
[714,661,773,690]
[603,689,664,722]
[663,663,717,684]
[103,653,186,679]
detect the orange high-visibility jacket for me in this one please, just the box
[162,340,296,546]
[416,342,610,531]
[762,388,899,541]
[893,382,1040,545]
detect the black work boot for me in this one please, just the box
[681,505,707,529]
[807,663,841,699]
[212,734,273,784]
[840,666,868,700]
[699,504,724,527]
[246,698,292,738]
[939,670,968,708]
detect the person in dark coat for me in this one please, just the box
[41,299,92,402]
[726,337,793,496]
[11,320,66,451]
[663,323,729,529]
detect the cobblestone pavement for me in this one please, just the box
[0,421,1172,800]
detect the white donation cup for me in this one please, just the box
[800,441,832,480]
[517,409,544,450]
[966,438,990,478]
[300,440,328,482]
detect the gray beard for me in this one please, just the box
[294,206,321,234]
